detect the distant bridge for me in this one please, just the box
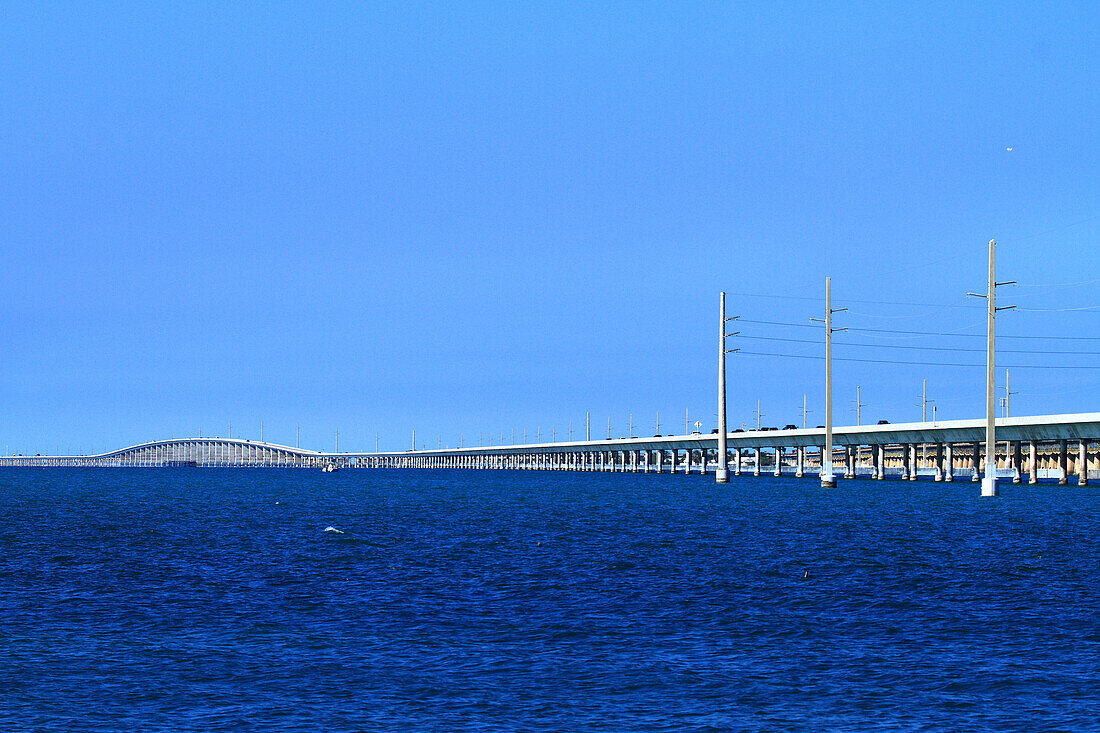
[2,413,1099,485]
[0,438,328,468]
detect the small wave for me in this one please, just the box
[324,526,344,534]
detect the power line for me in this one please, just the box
[1017,276,1100,290]
[739,334,1100,356]
[1018,305,1100,313]
[740,318,1100,341]
[737,350,1100,370]
[739,318,978,336]
[727,291,984,309]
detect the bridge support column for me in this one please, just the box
[900,444,910,480]
[934,443,944,481]
[1011,442,1022,483]
[700,449,707,475]
[844,446,854,479]
[970,443,980,482]
[1029,441,1038,484]
[1059,440,1069,485]
[1080,441,1089,486]
[875,444,885,480]
[944,443,953,481]
[796,447,804,478]
[773,448,781,477]
[734,448,741,476]
[910,444,919,481]
[753,448,761,476]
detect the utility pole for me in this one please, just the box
[656,411,660,435]
[756,400,764,431]
[717,291,739,483]
[607,417,611,440]
[537,426,541,443]
[812,276,846,488]
[916,379,935,424]
[968,239,1015,497]
[412,429,415,451]
[375,433,379,452]
[685,408,690,435]
[852,386,863,426]
[297,423,300,449]
[260,422,264,443]
[629,414,634,438]
[336,429,339,453]
[1001,369,1019,418]
[916,379,935,465]
[586,412,590,441]
[524,428,527,444]
[552,425,556,443]
[569,420,573,441]
[802,394,812,429]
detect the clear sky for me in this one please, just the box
[3,2,1099,455]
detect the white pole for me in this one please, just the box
[823,277,835,487]
[815,277,845,486]
[717,292,729,483]
[982,240,998,497]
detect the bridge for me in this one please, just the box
[2,413,1098,485]
[0,437,329,468]
[3,255,1093,494]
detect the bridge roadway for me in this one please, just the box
[2,412,1099,485]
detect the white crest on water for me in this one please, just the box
[324,526,344,534]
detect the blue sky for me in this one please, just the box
[2,2,1098,455]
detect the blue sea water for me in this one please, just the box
[2,467,1099,731]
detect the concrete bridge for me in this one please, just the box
[3,412,1099,485]
[0,437,329,468]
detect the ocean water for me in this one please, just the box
[2,467,1099,731]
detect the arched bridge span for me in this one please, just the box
[0,438,331,467]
